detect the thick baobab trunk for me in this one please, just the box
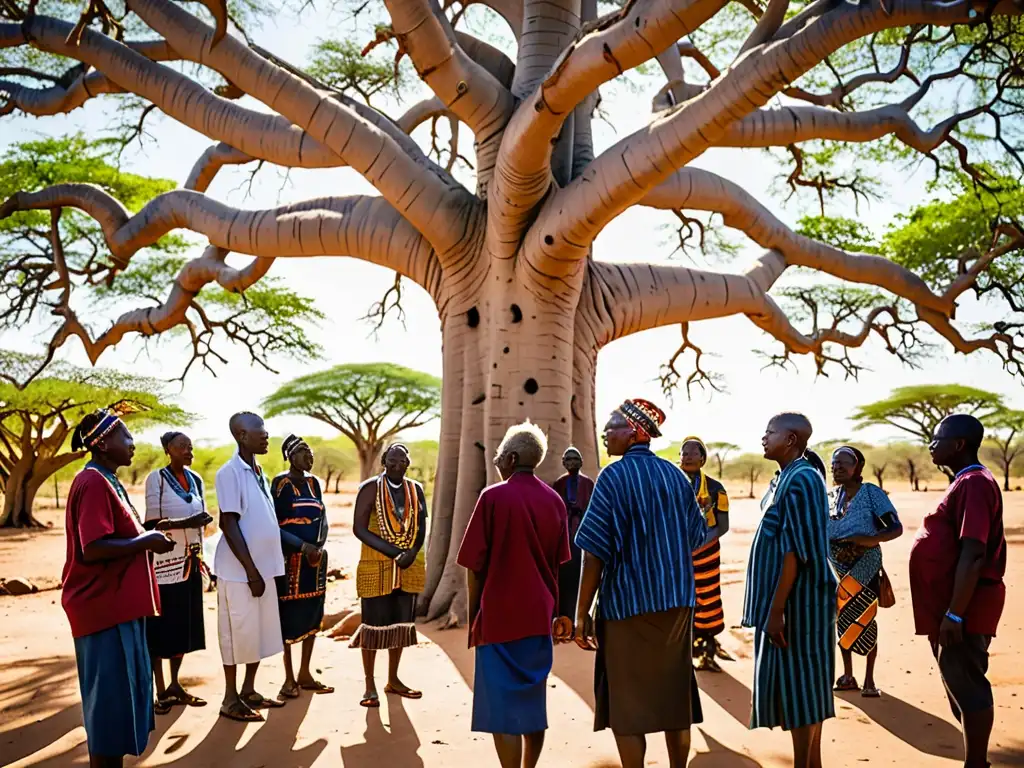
[420,257,585,623]
[1,455,67,527]
[356,442,383,482]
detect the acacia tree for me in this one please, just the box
[0,350,188,526]
[262,363,442,480]
[2,0,1024,618]
[725,453,773,499]
[982,408,1024,491]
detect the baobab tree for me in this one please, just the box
[2,0,1024,621]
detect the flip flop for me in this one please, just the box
[276,684,299,704]
[165,691,208,707]
[861,686,882,698]
[833,675,860,692]
[299,680,335,695]
[219,702,264,722]
[242,692,286,709]
[360,694,380,708]
[384,683,422,700]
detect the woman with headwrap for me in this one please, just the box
[273,435,334,698]
[350,443,428,707]
[679,436,733,672]
[829,445,903,697]
[143,430,213,713]
[62,407,176,767]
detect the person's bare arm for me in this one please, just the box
[939,538,987,646]
[219,511,265,595]
[467,568,483,629]
[83,532,174,562]
[353,483,403,559]
[573,552,603,650]
[765,552,799,649]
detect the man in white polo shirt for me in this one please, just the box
[215,412,287,721]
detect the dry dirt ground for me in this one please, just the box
[2,486,1024,767]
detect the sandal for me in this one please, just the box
[242,692,286,709]
[861,686,882,698]
[155,698,173,715]
[299,680,335,695]
[834,675,860,692]
[219,701,264,722]
[384,683,422,700]
[360,694,380,708]
[165,690,208,707]
[279,682,301,699]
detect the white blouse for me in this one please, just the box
[144,467,206,586]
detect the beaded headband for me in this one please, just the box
[81,411,123,450]
[282,434,309,461]
[618,398,666,439]
[832,446,860,463]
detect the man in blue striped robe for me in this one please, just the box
[742,412,837,768]
[574,399,720,768]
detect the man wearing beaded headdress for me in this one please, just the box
[679,436,733,672]
[575,399,719,768]
[273,435,335,700]
[350,443,428,708]
[550,446,594,620]
[62,407,176,767]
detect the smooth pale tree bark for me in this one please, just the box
[2,0,1023,619]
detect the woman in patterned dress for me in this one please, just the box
[350,443,427,707]
[273,435,334,698]
[143,431,213,713]
[829,446,903,698]
[679,436,733,672]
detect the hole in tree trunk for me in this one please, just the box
[467,307,480,327]
[524,378,539,395]
[510,304,522,323]
[544,235,554,245]
[475,442,486,451]
[503,346,510,354]
[472,393,486,405]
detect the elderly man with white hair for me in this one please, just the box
[457,421,572,768]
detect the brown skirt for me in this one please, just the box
[594,606,703,735]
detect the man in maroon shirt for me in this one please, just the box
[458,422,571,768]
[910,414,1006,768]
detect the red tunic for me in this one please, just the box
[458,472,570,648]
[61,468,160,638]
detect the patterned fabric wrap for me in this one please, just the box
[685,468,729,638]
[356,475,426,598]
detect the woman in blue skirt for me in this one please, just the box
[61,407,176,767]
[457,422,572,768]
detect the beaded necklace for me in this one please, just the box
[374,473,419,549]
[86,462,143,527]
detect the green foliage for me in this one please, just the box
[263,363,441,447]
[307,39,404,104]
[796,216,881,255]
[852,384,1004,444]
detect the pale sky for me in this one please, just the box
[3,4,1020,456]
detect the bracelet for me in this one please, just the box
[944,610,963,624]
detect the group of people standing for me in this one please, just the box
[58,396,1005,768]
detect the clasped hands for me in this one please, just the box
[550,615,599,651]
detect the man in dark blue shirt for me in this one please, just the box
[575,398,718,768]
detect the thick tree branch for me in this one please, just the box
[0,187,443,298]
[489,0,728,261]
[185,143,256,193]
[122,0,480,264]
[738,0,789,55]
[383,0,514,137]
[533,0,1019,284]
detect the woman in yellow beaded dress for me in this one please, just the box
[349,444,427,707]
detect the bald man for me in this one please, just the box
[911,414,1006,768]
[214,412,287,722]
[742,413,836,768]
